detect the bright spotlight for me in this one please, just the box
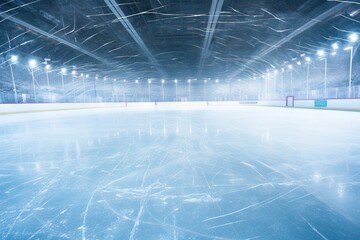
[135,79,139,83]
[45,64,51,70]
[72,70,77,75]
[86,74,89,78]
[317,49,325,57]
[28,59,37,69]
[349,33,358,42]
[288,64,293,69]
[305,57,311,62]
[161,79,165,84]
[332,42,339,50]
[61,68,67,74]
[10,55,18,63]
[215,79,219,83]
[188,79,191,83]
[148,79,151,84]
[174,79,178,83]
[297,61,302,65]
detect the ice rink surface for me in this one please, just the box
[0,106,359,239]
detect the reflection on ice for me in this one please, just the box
[0,107,359,239]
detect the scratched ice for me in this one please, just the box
[0,106,360,239]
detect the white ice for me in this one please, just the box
[0,106,359,239]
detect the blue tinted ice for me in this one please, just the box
[0,107,359,239]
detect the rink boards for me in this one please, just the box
[0,98,360,114]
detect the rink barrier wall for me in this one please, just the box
[255,99,360,110]
[0,103,126,114]
[0,99,360,114]
[0,102,209,114]
[294,99,360,110]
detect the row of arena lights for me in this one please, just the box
[10,55,218,84]
[6,32,358,102]
[256,33,358,78]
[7,54,218,103]
[10,55,222,88]
[253,32,358,98]
[9,33,359,79]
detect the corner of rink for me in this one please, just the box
[0,98,360,115]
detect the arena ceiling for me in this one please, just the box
[0,0,359,81]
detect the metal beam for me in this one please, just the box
[197,0,224,77]
[229,2,348,79]
[104,0,164,76]
[0,12,112,65]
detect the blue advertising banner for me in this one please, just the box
[314,99,327,107]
